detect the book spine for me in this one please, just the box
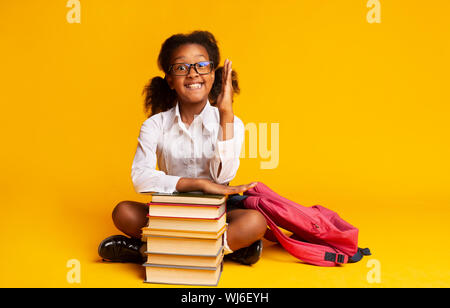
[147,211,225,221]
[148,202,222,208]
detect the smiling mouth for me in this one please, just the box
[184,82,204,89]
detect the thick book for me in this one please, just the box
[142,224,226,240]
[144,191,227,205]
[146,234,224,256]
[148,201,226,219]
[143,262,223,286]
[145,249,224,268]
[147,212,226,233]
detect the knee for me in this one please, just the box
[245,210,267,239]
[112,201,133,227]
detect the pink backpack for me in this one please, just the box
[242,182,371,266]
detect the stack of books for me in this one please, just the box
[141,192,227,286]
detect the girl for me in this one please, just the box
[98,31,267,266]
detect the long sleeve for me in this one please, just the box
[131,117,181,193]
[209,116,245,184]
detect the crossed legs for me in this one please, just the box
[111,200,267,251]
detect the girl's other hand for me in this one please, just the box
[176,178,257,195]
[201,179,257,195]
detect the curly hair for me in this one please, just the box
[142,31,240,117]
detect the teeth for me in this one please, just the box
[185,83,202,89]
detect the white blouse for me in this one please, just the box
[131,100,245,193]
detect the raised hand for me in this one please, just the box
[216,59,234,113]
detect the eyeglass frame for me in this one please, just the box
[168,61,215,76]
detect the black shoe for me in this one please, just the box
[224,240,263,265]
[98,235,144,264]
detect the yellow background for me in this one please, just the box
[1,0,449,287]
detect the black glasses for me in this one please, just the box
[168,61,214,76]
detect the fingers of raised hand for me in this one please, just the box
[222,59,233,88]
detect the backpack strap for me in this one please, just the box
[247,196,349,267]
[348,247,372,263]
[324,252,347,264]
[243,183,369,266]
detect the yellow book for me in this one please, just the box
[141,224,226,240]
[146,234,223,256]
[142,191,227,205]
[144,262,223,286]
[148,201,226,219]
[146,249,223,268]
[147,212,226,233]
